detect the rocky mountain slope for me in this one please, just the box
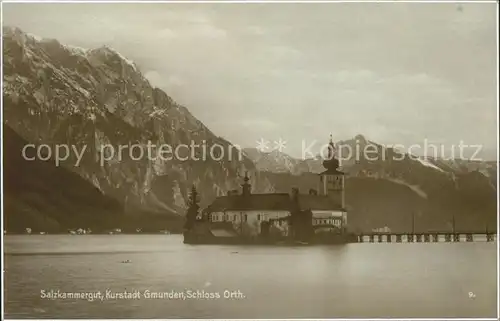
[3,26,496,233]
[4,125,189,233]
[242,148,301,174]
[3,27,274,222]
[3,125,120,232]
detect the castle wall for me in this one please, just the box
[210,210,290,236]
[312,210,347,227]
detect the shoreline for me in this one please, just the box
[3,232,182,236]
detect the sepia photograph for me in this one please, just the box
[1,0,499,319]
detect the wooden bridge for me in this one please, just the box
[355,232,496,243]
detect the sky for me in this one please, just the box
[2,2,498,159]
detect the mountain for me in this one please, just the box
[3,125,189,233]
[2,26,496,234]
[3,125,120,232]
[253,134,497,233]
[243,148,300,174]
[2,26,274,223]
[248,133,497,179]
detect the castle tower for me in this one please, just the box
[241,171,252,196]
[319,135,345,208]
[188,185,200,209]
[185,185,200,229]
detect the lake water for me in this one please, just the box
[3,235,498,319]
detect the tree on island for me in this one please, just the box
[184,185,200,231]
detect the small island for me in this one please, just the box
[183,136,357,245]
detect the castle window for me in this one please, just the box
[257,214,261,221]
[244,214,248,222]
[233,215,236,222]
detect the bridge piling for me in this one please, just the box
[355,232,495,244]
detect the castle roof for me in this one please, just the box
[205,193,344,213]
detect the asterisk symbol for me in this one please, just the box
[256,138,270,152]
[273,138,287,152]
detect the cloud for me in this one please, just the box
[158,28,177,40]
[144,71,185,89]
[184,23,227,39]
[245,25,266,36]
[240,119,279,130]
[266,45,302,60]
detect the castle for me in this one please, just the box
[184,136,350,244]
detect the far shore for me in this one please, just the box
[3,232,182,235]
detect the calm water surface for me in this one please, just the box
[3,235,498,318]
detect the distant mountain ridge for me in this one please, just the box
[247,134,497,232]
[245,134,497,180]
